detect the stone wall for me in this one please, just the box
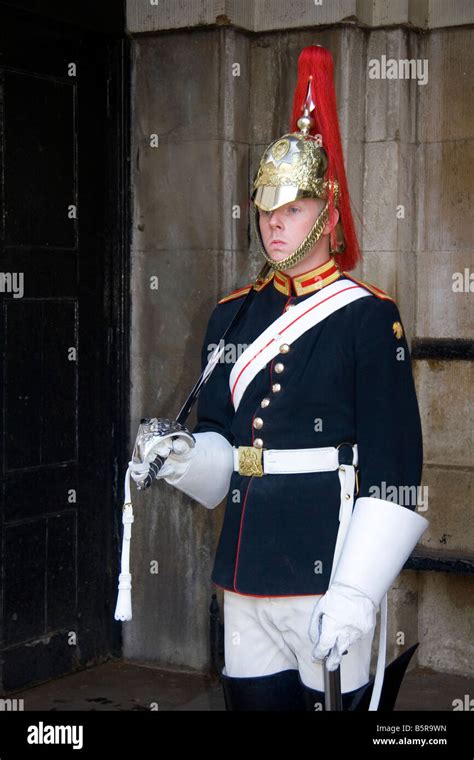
[125,1,474,679]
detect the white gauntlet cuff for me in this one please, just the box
[331,497,428,605]
[165,431,234,509]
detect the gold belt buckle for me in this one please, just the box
[238,446,264,477]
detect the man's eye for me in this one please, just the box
[289,207,300,213]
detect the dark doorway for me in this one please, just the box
[0,1,129,691]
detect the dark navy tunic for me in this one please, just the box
[192,258,423,597]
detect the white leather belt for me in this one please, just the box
[232,444,358,475]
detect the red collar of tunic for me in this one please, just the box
[272,256,341,297]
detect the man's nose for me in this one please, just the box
[269,211,283,227]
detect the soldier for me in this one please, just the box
[129,45,428,711]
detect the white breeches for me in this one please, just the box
[223,589,374,693]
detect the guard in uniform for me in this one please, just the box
[132,45,428,711]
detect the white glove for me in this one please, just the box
[128,437,192,484]
[308,582,377,671]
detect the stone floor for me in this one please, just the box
[5,659,474,712]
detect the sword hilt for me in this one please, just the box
[136,454,167,490]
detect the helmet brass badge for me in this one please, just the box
[272,139,291,161]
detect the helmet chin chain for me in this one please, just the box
[252,201,331,272]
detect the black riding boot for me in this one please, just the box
[220,668,306,711]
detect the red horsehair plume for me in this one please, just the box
[290,45,361,271]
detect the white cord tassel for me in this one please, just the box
[114,466,134,621]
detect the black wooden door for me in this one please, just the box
[0,2,128,692]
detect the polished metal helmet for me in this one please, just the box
[251,55,351,273]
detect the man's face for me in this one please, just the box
[257,197,324,263]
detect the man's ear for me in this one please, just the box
[323,206,339,236]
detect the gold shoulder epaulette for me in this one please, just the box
[342,272,395,303]
[217,272,274,304]
[218,284,253,304]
